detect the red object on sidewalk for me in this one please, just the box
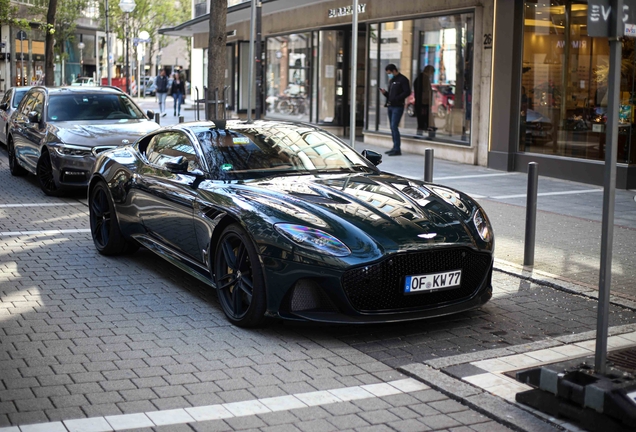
[101,77,128,93]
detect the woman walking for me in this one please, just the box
[171,73,186,116]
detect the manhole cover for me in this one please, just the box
[608,346,636,374]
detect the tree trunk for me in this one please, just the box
[207,0,227,119]
[45,0,58,86]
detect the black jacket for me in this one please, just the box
[155,75,168,93]
[171,79,185,95]
[384,73,411,107]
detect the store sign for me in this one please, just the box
[556,40,587,49]
[587,0,636,37]
[328,3,366,18]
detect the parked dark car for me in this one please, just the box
[88,120,494,327]
[523,109,553,144]
[0,86,31,145]
[7,86,160,196]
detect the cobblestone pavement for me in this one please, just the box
[1,124,635,431]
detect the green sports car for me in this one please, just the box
[88,120,494,327]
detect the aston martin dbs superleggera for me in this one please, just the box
[88,120,494,327]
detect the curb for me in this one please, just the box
[399,323,636,432]
[397,363,559,432]
[493,259,636,311]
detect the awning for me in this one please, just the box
[159,0,333,37]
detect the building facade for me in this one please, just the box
[491,0,636,189]
[165,0,494,168]
[161,0,636,188]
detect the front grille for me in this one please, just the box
[281,279,339,313]
[341,248,492,312]
[60,170,89,183]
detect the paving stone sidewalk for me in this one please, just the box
[1,113,635,431]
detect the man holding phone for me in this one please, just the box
[379,64,411,156]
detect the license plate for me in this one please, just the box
[404,270,462,294]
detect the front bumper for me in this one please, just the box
[50,147,115,189]
[261,247,494,324]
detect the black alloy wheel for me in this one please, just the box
[214,224,267,327]
[36,151,61,196]
[89,181,138,255]
[8,139,27,176]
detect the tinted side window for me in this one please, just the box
[32,93,45,117]
[0,90,11,106]
[19,93,37,116]
[145,132,201,171]
[13,90,28,108]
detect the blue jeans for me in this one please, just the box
[387,106,404,151]
[173,91,182,115]
[157,92,168,114]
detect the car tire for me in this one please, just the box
[214,223,268,328]
[89,181,139,255]
[8,139,27,177]
[36,151,62,196]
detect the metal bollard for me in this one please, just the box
[524,162,539,266]
[154,112,160,125]
[179,116,185,123]
[424,148,434,183]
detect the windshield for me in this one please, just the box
[47,93,145,121]
[194,124,376,180]
[13,90,28,108]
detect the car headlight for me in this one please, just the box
[274,223,351,257]
[53,144,93,157]
[473,209,491,242]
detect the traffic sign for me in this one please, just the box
[17,30,27,41]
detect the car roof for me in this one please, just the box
[9,86,32,94]
[29,86,127,96]
[170,119,320,133]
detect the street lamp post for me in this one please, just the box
[136,30,149,98]
[78,41,85,77]
[105,0,112,86]
[118,0,136,95]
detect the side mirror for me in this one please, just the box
[164,156,189,173]
[361,149,382,166]
[0,102,8,111]
[27,111,40,124]
[146,109,155,119]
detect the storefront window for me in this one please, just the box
[367,24,379,131]
[520,0,636,164]
[367,14,474,144]
[266,33,311,122]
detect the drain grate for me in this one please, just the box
[608,346,636,374]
